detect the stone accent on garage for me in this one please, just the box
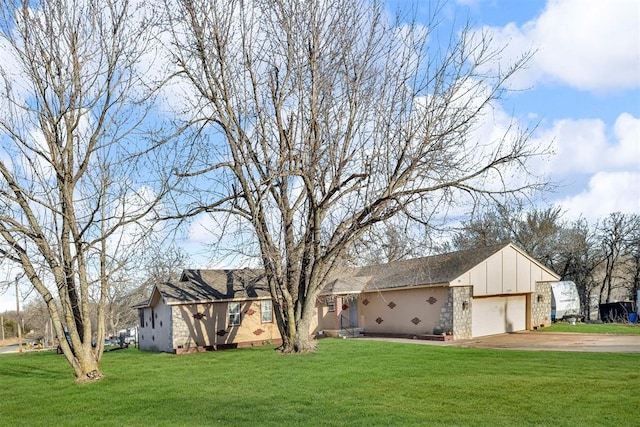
[452,286,473,340]
[531,282,552,328]
[434,285,472,340]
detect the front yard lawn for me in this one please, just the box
[1,339,638,426]
[540,322,640,334]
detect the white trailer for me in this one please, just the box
[550,281,581,321]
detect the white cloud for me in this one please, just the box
[479,0,640,92]
[0,289,17,313]
[187,213,220,244]
[185,212,261,268]
[534,0,639,91]
[533,113,640,177]
[557,171,640,221]
[528,112,640,220]
[0,264,29,313]
[613,113,640,164]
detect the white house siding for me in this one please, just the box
[455,245,557,297]
[450,245,558,338]
[138,307,152,350]
[138,297,173,352]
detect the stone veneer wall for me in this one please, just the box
[452,286,472,340]
[435,286,472,340]
[531,282,552,328]
[171,306,193,349]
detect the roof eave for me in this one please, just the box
[363,282,451,293]
[165,295,273,306]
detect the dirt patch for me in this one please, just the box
[452,331,640,353]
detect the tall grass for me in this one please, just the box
[1,339,638,426]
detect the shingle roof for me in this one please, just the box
[155,269,271,304]
[356,243,508,292]
[321,275,371,295]
[317,243,509,295]
[138,243,515,306]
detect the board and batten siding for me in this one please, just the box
[454,245,557,296]
[138,293,173,353]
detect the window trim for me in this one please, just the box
[261,300,273,323]
[228,302,241,326]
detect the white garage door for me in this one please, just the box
[472,295,526,337]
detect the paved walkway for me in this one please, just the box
[359,331,640,353]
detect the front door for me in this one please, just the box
[349,301,358,327]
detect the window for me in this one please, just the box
[139,310,144,328]
[261,300,273,323]
[327,300,335,312]
[228,302,241,326]
[151,308,155,329]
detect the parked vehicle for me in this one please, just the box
[551,281,581,322]
[117,327,137,346]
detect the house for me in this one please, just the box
[135,269,284,353]
[317,243,558,340]
[136,243,558,353]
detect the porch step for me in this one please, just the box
[322,328,365,338]
[361,332,454,341]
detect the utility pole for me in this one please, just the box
[15,274,22,354]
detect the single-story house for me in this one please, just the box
[136,243,558,353]
[135,269,284,353]
[317,242,558,340]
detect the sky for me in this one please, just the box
[0,0,639,313]
[440,0,640,220]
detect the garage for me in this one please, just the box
[472,295,527,337]
[320,242,558,341]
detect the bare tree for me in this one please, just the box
[553,218,600,318]
[452,206,512,250]
[349,221,431,265]
[596,213,640,304]
[626,225,640,305]
[102,245,189,336]
[453,205,564,263]
[0,0,189,380]
[168,0,547,352]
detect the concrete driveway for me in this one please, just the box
[451,331,640,353]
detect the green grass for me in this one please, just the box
[539,322,640,334]
[1,340,638,426]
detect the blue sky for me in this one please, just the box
[180,1,639,270]
[0,0,638,313]
[420,0,640,221]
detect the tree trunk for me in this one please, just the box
[71,346,103,382]
[55,329,103,381]
[280,314,317,353]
